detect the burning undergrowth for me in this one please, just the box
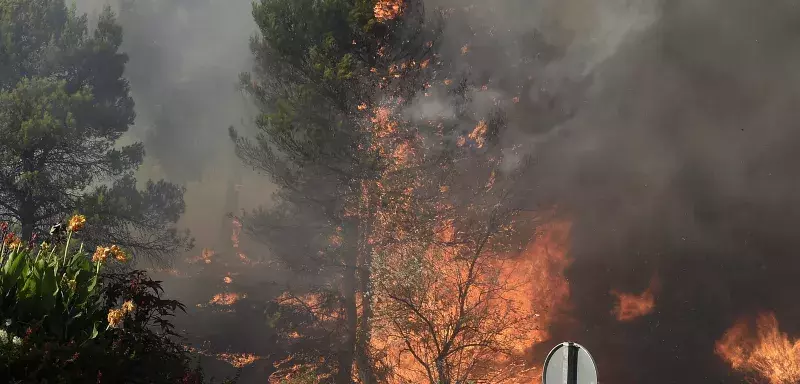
[512,0,800,382]
[716,313,800,384]
[141,0,800,382]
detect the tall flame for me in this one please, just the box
[716,313,800,384]
[519,219,573,340]
[371,218,573,383]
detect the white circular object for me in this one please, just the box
[542,342,598,384]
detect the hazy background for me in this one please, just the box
[74,0,283,380]
[72,0,800,382]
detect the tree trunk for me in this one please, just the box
[356,210,377,384]
[337,221,360,384]
[20,195,35,241]
[20,211,34,240]
[436,358,450,384]
[20,150,36,241]
[339,260,358,384]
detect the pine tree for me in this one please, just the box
[0,0,191,263]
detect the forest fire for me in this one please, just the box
[208,292,244,306]
[187,248,215,264]
[185,345,264,369]
[374,0,404,22]
[468,120,488,148]
[515,220,573,342]
[716,313,800,384]
[371,218,573,383]
[611,278,658,322]
[216,352,263,368]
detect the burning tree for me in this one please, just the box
[231,0,570,382]
[230,0,440,381]
[716,313,800,384]
[369,172,540,383]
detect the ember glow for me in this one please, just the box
[716,313,800,384]
[270,355,333,384]
[468,120,488,149]
[208,292,244,306]
[515,220,573,342]
[374,0,404,22]
[371,218,573,384]
[216,352,263,368]
[611,278,657,322]
[187,345,264,369]
[187,248,215,264]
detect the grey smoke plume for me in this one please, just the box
[73,0,281,381]
[69,0,800,382]
[422,0,800,382]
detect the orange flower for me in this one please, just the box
[109,245,128,262]
[67,215,86,232]
[107,308,124,328]
[93,245,128,263]
[3,233,21,248]
[92,246,110,263]
[121,300,136,313]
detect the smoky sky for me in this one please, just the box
[72,1,280,381]
[426,0,800,382]
[70,0,800,382]
[73,0,275,243]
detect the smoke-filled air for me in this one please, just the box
[2,0,800,383]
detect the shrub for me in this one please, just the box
[0,216,208,383]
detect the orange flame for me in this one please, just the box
[468,120,488,149]
[277,292,342,323]
[716,313,800,384]
[216,352,262,368]
[186,248,215,264]
[269,355,332,383]
[517,220,573,342]
[371,219,572,383]
[611,278,657,322]
[374,0,404,22]
[209,292,244,306]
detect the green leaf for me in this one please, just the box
[2,251,27,292]
[90,322,99,339]
[40,266,57,297]
[88,274,97,293]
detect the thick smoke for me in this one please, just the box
[74,0,274,234]
[424,0,800,382]
[73,0,282,381]
[69,0,800,381]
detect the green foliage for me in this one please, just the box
[0,217,201,383]
[0,0,191,262]
[232,1,441,382]
[0,232,104,348]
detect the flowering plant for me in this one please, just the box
[0,216,203,383]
